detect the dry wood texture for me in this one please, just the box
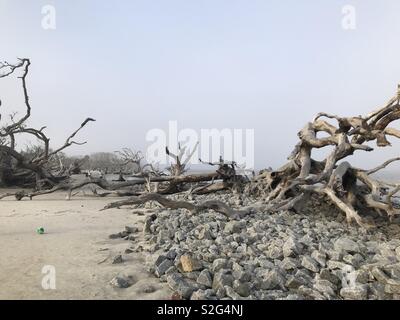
[247,85,400,227]
[2,59,400,229]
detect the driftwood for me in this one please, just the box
[0,59,94,188]
[0,172,225,200]
[114,148,162,176]
[3,58,400,231]
[1,62,245,203]
[248,85,400,227]
[101,193,252,220]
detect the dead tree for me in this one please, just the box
[248,85,400,227]
[101,193,253,220]
[159,142,200,193]
[0,58,95,188]
[166,142,199,176]
[0,170,225,200]
[194,156,249,195]
[0,138,233,200]
[115,148,162,177]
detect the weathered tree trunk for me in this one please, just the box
[247,85,400,227]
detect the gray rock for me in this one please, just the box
[371,267,390,284]
[183,271,201,281]
[256,258,275,269]
[155,259,174,277]
[313,279,336,298]
[396,246,400,261]
[372,253,397,265]
[167,273,197,299]
[383,263,400,280]
[236,244,247,255]
[283,237,301,257]
[112,255,123,264]
[190,289,207,300]
[212,269,234,291]
[318,242,331,255]
[326,249,343,261]
[295,269,313,283]
[385,282,400,294]
[280,257,299,271]
[124,234,135,241]
[166,249,177,260]
[283,294,303,300]
[125,226,138,234]
[334,237,361,254]
[212,258,229,272]
[340,285,368,300]
[311,250,327,267]
[110,276,132,288]
[267,245,283,260]
[233,280,251,297]
[285,276,304,289]
[261,269,285,290]
[383,278,400,294]
[353,269,370,284]
[343,253,364,268]
[301,256,320,273]
[215,286,227,299]
[174,230,186,242]
[298,286,326,300]
[299,234,315,248]
[154,255,168,267]
[224,221,243,234]
[109,232,126,239]
[365,241,379,254]
[368,282,392,300]
[232,261,243,273]
[191,288,217,300]
[225,286,244,300]
[157,230,172,244]
[197,270,213,288]
[165,265,177,276]
[232,269,252,282]
[198,227,212,240]
[143,215,156,234]
[140,284,157,294]
[378,244,397,259]
[319,268,341,285]
[327,260,349,270]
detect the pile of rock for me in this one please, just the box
[112,193,400,300]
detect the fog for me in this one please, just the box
[1,0,400,171]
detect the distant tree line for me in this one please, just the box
[58,151,148,175]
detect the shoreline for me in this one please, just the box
[0,191,172,300]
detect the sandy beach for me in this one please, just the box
[2,1,400,304]
[0,189,172,300]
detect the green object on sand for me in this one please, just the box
[36,227,45,234]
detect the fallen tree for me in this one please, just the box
[246,85,400,227]
[101,192,253,220]
[3,58,400,230]
[0,58,95,188]
[0,167,236,200]
[102,85,400,228]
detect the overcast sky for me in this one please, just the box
[1,0,400,170]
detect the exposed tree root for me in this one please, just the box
[1,59,94,188]
[0,172,227,200]
[248,85,400,228]
[3,58,400,231]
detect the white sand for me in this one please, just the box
[0,190,172,300]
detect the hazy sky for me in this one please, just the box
[1,0,400,170]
